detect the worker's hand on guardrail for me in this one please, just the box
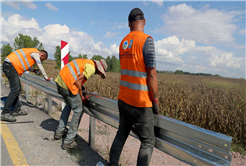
[34,69,41,76]
[152,100,159,114]
[82,96,89,106]
[45,78,51,81]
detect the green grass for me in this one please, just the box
[201,79,241,89]
[231,143,246,156]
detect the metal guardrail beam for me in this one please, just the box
[84,93,232,166]
[0,64,3,84]
[20,74,61,99]
[1,70,232,166]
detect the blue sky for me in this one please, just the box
[1,0,245,78]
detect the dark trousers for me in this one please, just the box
[109,100,155,166]
[2,61,21,114]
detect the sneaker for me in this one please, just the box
[62,140,77,150]
[13,110,28,116]
[1,113,16,122]
[54,130,67,140]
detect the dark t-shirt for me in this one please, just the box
[143,37,156,68]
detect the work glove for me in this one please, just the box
[152,100,159,114]
[82,96,89,106]
[46,78,51,81]
[34,69,41,76]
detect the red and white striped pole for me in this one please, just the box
[61,40,69,109]
[61,40,69,69]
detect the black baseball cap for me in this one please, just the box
[128,8,145,22]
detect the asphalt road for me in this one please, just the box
[1,135,13,165]
[1,83,108,166]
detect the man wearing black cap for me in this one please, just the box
[108,8,159,166]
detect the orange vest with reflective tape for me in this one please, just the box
[118,31,152,108]
[7,48,38,76]
[59,59,95,95]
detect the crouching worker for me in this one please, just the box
[54,58,107,150]
[1,48,50,122]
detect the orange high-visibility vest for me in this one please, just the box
[118,31,152,108]
[7,48,38,76]
[59,59,95,95]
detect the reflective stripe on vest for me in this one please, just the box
[73,60,80,76]
[66,60,81,81]
[19,49,31,69]
[59,59,95,95]
[121,69,147,78]
[14,49,31,72]
[120,80,149,91]
[7,48,38,76]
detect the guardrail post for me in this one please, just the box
[88,91,97,149]
[0,66,2,84]
[48,94,52,115]
[25,84,29,101]
[89,116,96,149]
[47,78,53,115]
[0,64,3,96]
[25,71,29,101]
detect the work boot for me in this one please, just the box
[1,113,16,122]
[62,140,77,150]
[54,129,67,140]
[13,110,28,116]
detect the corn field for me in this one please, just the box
[83,73,246,150]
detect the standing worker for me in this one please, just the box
[1,48,51,122]
[54,58,107,150]
[108,8,159,166]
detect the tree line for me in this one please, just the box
[1,34,120,73]
[174,70,221,77]
[53,45,120,72]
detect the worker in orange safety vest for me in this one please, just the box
[108,8,159,166]
[1,48,51,122]
[54,58,107,150]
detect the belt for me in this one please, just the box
[4,61,12,64]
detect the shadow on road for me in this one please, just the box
[40,118,59,133]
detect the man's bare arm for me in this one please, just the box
[147,67,158,101]
[74,73,86,101]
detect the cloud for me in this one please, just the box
[143,0,164,6]
[196,46,242,69]
[45,3,58,11]
[110,22,128,29]
[152,0,164,7]
[38,24,107,58]
[3,1,37,9]
[2,14,118,59]
[90,21,96,26]
[2,14,42,43]
[154,36,243,77]
[155,36,195,64]
[102,44,118,56]
[103,32,119,38]
[238,29,246,35]
[154,3,245,45]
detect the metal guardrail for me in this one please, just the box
[0,64,3,84]
[1,71,232,166]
